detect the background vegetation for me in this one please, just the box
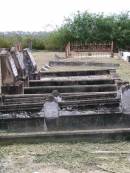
[0,11,130,51]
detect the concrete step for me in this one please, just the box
[40,75,113,81]
[0,98,120,113]
[24,84,117,94]
[29,77,115,87]
[1,127,130,141]
[63,92,117,100]
[0,112,125,132]
[1,92,117,105]
[49,60,120,67]
[40,69,116,77]
[3,92,117,104]
[1,91,118,99]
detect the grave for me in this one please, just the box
[0,48,38,94]
[0,64,124,132]
[0,46,130,137]
[49,60,119,68]
[118,50,130,62]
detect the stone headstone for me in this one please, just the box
[8,55,18,77]
[15,51,25,70]
[44,101,59,118]
[28,50,36,67]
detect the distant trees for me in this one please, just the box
[0,32,47,50]
[0,11,130,50]
[59,11,130,50]
[41,11,130,51]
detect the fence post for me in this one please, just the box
[111,41,114,57]
[65,42,71,58]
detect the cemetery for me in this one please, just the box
[1,3,130,172]
[0,43,130,139]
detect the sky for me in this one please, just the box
[0,0,130,32]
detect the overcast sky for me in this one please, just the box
[0,0,130,32]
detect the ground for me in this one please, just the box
[33,51,130,82]
[33,51,64,70]
[1,51,130,173]
[1,139,130,173]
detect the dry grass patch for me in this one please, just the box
[1,139,130,173]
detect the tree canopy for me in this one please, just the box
[0,11,130,50]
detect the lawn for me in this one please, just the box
[1,139,130,173]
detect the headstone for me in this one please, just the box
[8,55,18,77]
[23,49,37,79]
[28,51,36,67]
[44,101,59,118]
[28,39,32,50]
[15,51,25,70]
[121,51,130,62]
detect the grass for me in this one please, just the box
[32,51,64,70]
[1,139,130,173]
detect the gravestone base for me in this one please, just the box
[2,81,24,94]
[1,112,129,133]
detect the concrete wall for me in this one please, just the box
[1,113,130,132]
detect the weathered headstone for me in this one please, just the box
[44,101,59,118]
[8,55,18,77]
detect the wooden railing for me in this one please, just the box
[65,42,114,58]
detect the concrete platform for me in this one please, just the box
[1,127,130,142]
[0,110,126,133]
